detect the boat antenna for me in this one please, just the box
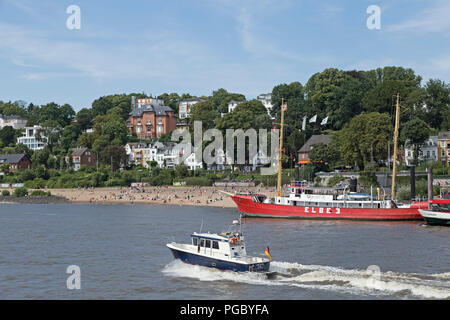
[199,218,204,233]
[277,98,287,197]
[391,93,400,201]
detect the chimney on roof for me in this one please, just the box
[131,96,136,110]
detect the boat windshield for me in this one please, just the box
[431,203,450,212]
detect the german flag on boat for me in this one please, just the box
[265,247,272,261]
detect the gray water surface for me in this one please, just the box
[0,203,448,299]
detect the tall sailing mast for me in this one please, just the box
[276,99,287,197]
[391,93,401,200]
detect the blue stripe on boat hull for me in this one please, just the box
[169,247,270,272]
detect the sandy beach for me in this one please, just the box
[44,186,277,208]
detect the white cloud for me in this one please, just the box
[388,1,450,34]
[0,21,288,100]
[0,22,218,82]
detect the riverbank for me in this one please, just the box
[0,186,276,208]
[0,195,70,204]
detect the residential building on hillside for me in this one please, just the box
[0,154,31,172]
[178,98,205,119]
[125,141,204,170]
[183,149,203,171]
[162,143,204,170]
[404,136,438,166]
[127,96,177,140]
[176,121,189,132]
[257,93,273,116]
[16,126,47,151]
[241,149,270,172]
[438,131,450,166]
[65,147,96,171]
[0,114,27,130]
[125,142,152,167]
[125,141,173,169]
[206,148,233,171]
[297,134,331,165]
[227,100,243,113]
[163,143,190,169]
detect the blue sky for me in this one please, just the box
[1,0,450,111]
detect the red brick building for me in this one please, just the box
[0,154,32,172]
[127,97,177,140]
[66,147,96,171]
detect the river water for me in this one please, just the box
[0,203,448,299]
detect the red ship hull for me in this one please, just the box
[231,195,425,221]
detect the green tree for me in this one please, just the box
[175,164,189,179]
[304,68,348,117]
[76,108,94,131]
[0,126,16,147]
[189,101,218,133]
[0,101,28,118]
[31,148,51,168]
[158,93,181,113]
[78,132,98,149]
[340,112,393,169]
[286,129,305,166]
[309,143,339,172]
[36,120,61,152]
[211,88,245,113]
[1,144,33,158]
[99,145,127,171]
[13,187,28,197]
[101,115,128,146]
[422,79,450,129]
[400,117,430,165]
[271,82,312,138]
[59,124,82,152]
[36,102,75,127]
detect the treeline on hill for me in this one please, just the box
[0,66,449,189]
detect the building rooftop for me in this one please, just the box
[298,134,331,153]
[130,104,174,117]
[180,98,205,103]
[438,131,450,140]
[0,153,28,164]
[0,114,26,120]
[71,147,89,157]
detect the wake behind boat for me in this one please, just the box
[167,219,272,275]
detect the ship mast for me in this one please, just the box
[391,93,400,201]
[276,99,286,197]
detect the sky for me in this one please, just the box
[1,0,450,111]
